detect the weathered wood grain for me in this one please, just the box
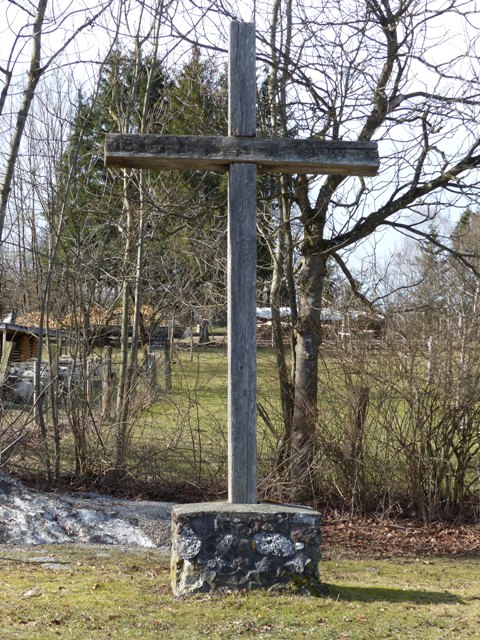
[105,134,379,177]
[228,22,257,505]
[228,163,257,504]
[229,21,256,138]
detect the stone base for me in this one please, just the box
[171,502,321,596]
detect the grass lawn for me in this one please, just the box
[122,347,285,488]
[1,544,479,639]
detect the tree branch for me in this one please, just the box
[329,146,480,252]
[382,220,480,278]
[331,251,374,308]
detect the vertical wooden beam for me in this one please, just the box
[228,22,256,138]
[228,22,257,504]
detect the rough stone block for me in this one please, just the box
[171,502,321,596]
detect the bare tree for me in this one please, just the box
[0,0,116,244]
[248,0,479,496]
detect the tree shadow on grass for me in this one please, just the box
[322,583,465,605]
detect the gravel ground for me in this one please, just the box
[0,471,174,550]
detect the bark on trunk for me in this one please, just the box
[0,0,48,242]
[290,249,327,498]
[268,0,296,470]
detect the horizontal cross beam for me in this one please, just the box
[105,134,379,177]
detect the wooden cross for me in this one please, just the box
[105,22,379,505]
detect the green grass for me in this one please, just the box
[124,347,284,485]
[1,545,478,639]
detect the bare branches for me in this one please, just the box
[382,220,480,278]
[0,0,48,243]
[331,251,374,309]
[330,141,480,251]
[0,0,118,244]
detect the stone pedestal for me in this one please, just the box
[171,502,321,596]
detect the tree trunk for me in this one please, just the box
[114,12,162,472]
[290,250,327,499]
[267,0,295,469]
[115,187,133,471]
[345,384,369,510]
[0,0,48,243]
[101,346,113,421]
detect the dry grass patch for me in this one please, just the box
[0,545,479,639]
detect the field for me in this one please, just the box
[106,345,288,495]
[1,544,479,639]
[5,340,480,519]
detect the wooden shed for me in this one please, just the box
[0,323,61,382]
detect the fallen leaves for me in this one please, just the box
[321,514,480,559]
